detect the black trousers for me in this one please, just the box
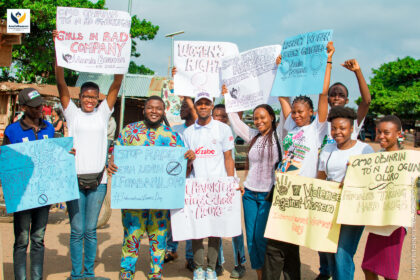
[262,238,301,280]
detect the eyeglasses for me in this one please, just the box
[81,95,99,101]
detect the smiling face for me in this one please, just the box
[194,99,213,121]
[377,121,401,151]
[80,89,99,112]
[212,108,228,124]
[331,118,353,146]
[328,84,349,107]
[144,99,165,128]
[253,107,274,135]
[291,101,313,127]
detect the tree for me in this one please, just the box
[360,56,420,125]
[0,0,158,85]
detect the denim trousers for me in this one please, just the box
[166,227,193,260]
[13,205,50,280]
[326,225,364,280]
[217,233,247,266]
[66,183,107,279]
[242,188,271,269]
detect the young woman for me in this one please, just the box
[261,42,334,280]
[54,30,123,280]
[51,108,64,137]
[318,106,374,279]
[226,100,285,280]
[361,115,407,280]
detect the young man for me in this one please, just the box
[3,88,54,280]
[211,104,247,279]
[108,96,194,280]
[164,96,197,271]
[183,92,235,280]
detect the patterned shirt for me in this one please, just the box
[117,121,184,148]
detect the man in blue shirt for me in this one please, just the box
[3,88,54,280]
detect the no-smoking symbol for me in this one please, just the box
[166,161,182,176]
[38,194,48,205]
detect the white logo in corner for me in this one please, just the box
[7,9,30,33]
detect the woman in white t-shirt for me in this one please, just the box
[54,30,123,280]
[318,106,374,280]
[262,42,334,280]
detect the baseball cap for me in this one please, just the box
[18,88,44,107]
[194,92,213,104]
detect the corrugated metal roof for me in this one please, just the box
[76,72,156,98]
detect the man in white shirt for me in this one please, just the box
[183,92,235,280]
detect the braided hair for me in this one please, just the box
[246,104,277,171]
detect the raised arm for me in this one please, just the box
[318,41,335,123]
[172,67,198,121]
[106,74,124,110]
[342,59,371,126]
[275,55,292,119]
[53,30,71,109]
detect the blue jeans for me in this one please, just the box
[242,188,271,269]
[166,230,193,260]
[326,225,364,280]
[217,233,247,266]
[13,205,50,280]
[67,184,107,279]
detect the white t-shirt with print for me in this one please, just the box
[318,141,374,182]
[183,118,234,178]
[64,100,113,175]
[324,118,365,145]
[279,114,327,178]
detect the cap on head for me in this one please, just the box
[18,88,44,107]
[194,92,213,104]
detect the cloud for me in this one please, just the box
[105,0,420,106]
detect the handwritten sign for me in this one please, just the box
[270,30,333,97]
[55,7,131,74]
[337,150,420,227]
[170,177,242,241]
[174,41,239,97]
[0,137,79,213]
[264,173,341,253]
[220,45,282,113]
[111,146,188,209]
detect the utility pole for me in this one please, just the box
[118,0,132,133]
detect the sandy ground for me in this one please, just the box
[0,142,419,280]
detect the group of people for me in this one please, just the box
[2,34,410,280]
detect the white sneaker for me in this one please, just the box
[193,267,206,280]
[205,268,218,280]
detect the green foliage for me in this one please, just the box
[128,61,154,75]
[0,0,159,84]
[362,56,420,122]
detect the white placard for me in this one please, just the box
[174,41,239,97]
[171,177,242,241]
[221,45,281,113]
[55,7,131,74]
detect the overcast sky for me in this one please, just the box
[105,0,420,108]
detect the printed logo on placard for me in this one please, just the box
[7,9,30,33]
